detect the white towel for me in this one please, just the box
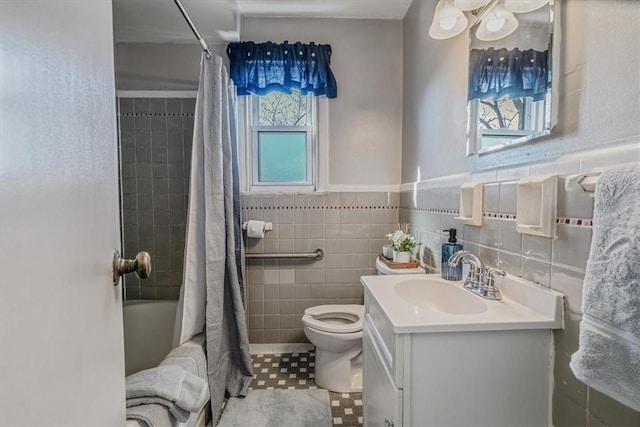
[570,164,640,411]
[126,403,176,427]
[126,365,209,416]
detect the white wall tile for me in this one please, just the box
[522,257,551,288]
[279,269,295,285]
[522,235,553,262]
[551,265,585,314]
[264,269,280,285]
[553,225,592,270]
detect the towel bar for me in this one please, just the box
[245,248,324,260]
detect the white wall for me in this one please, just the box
[402,0,640,183]
[115,42,227,90]
[241,18,404,188]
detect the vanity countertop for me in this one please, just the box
[360,273,563,334]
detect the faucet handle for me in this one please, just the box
[481,268,505,300]
[484,268,506,286]
[462,260,480,279]
[486,268,506,278]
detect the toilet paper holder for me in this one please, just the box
[242,221,273,232]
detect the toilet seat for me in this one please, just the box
[302,305,364,334]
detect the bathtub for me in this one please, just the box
[123,300,209,427]
[123,300,178,376]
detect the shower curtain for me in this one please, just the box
[173,53,253,419]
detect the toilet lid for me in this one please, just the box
[302,304,364,334]
[375,257,425,275]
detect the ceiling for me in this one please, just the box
[112,0,240,43]
[237,0,414,19]
[112,0,413,44]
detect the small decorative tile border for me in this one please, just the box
[401,208,594,228]
[399,207,460,215]
[118,112,195,117]
[483,212,517,220]
[242,206,398,210]
[556,217,594,227]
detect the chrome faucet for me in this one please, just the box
[447,250,483,286]
[448,251,504,300]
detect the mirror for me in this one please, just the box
[466,0,560,155]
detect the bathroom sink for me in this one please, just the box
[361,273,563,333]
[394,279,488,315]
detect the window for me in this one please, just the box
[473,96,546,150]
[246,89,316,191]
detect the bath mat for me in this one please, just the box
[217,389,332,427]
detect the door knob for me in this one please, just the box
[112,250,151,286]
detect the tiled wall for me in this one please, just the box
[118,97,194,300]
[399,175,640,426]
[242,192,399,343]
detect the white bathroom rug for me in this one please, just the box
[217,389,332,427]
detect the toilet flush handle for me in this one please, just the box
[112,250,152,286]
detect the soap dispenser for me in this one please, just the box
[441,228,463,280]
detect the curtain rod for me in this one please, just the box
[173,0,212,58]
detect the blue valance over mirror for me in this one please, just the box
[227,41,337,98]
[468,47,549,102]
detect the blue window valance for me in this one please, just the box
[227,41,337,98]
[468,48,549,102]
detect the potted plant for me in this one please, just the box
[386,230,418,263]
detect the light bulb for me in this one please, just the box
[476,6,519,41]
[439,15,458,31]
[429,0,468,40]
[486,17,506,32]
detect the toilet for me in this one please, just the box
[302,257,425,392]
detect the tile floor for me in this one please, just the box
[250,351,363,427]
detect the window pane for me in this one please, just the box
[478,97,524,130]
[258,90,308,126]
[258,132,307,183]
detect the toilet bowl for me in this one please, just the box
[302,304,364,393]
[302,257,425,393]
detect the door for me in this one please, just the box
[0,1,125,425]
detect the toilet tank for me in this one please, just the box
[375,257,425,275]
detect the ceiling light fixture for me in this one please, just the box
[475,6,519,41]
[430,0,530,41]
[486,16,506,32]
[429,0,469,40]
[453,0,492,11]
[504,0,549,14]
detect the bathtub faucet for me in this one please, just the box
[448,251,504,300]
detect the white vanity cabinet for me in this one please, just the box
[362,293,409,427]
[361,274,563,427]
[363,326,402,427]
